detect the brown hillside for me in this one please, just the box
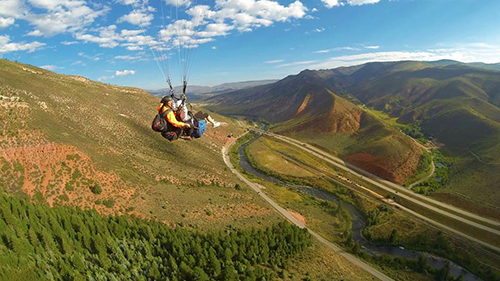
[274,93,423,184]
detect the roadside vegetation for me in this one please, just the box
[413,150,452,195]
[405,150,433,187]
[400,121,427,145]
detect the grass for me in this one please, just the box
[0,59,275,231]
[357,103,500,216]
[284,242,383,281]
[413,150,451,194]
[247,138,314,178]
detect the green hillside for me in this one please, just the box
[340,61,500,212]
[208,69,425,184]
[0,58,275,229]
[207,60,500,216]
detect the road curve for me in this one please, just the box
[256,131,500,252]
[409,161,436,189]
[222,136,393,281]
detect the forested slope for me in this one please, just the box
[0,192,311,280]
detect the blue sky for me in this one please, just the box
[1,0,499,89]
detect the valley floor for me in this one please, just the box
[227,127,500,281]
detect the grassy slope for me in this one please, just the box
[0,59,280,230]
[346,62,500,208]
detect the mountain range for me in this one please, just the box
[148,79,278,101]
[207,60,500,210]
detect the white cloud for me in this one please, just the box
[211,46,216,49]
[321,0,340,8]
[61,41,78,45]
[154,0,308,51]
[198,22,233,37]
[40,64,63,71]
[115,0,142,5]
[264,59,284,64]
[0,35,45,54]
[347,0,380,6]
[121,29,143,36]
[115,55,143,61]
[322,0,381,8]
[117,10,154,26]
[125,45,144,50]
[313,27,325,33]
[78,52,100,61]
[365,45,380,49]
[25,1,110,37]
[72,60,86,66]
[463,42,495,49]
[165,0,192,7]
[76,25,159,50]
[116,69,136,76]
[27,30,43,36]
[75,25,120,48]
[98,75,114,81]
[47,0,308,53]
[0,17,15,28]
[306,48,500,70]
[314,46,358,53]
[0,0,27,28]
[276,60,316,68]
[0,0,27,18]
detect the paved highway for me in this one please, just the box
[255,130,500,252]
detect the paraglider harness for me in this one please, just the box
[151,81,206,141]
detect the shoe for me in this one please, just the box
[213,122,220,128]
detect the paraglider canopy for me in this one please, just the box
[122,0,211,100]
[118,0,307,98]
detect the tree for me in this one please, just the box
[192,267,210,281]
[389,229,398,244]
[222,265,238,281]
[416,255,427,273]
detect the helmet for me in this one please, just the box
[161,95,173,104]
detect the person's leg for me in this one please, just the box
[194,111,209,120]
[194,111,220,128]
[183,124,194,137]
[206,115,216,124]
[161,131,179,141]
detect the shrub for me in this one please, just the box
[90,184,102,195]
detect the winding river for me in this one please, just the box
[238,139,482,281]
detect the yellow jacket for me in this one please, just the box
[157,103,187,128]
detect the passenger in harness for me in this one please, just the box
[173,96,221,128]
